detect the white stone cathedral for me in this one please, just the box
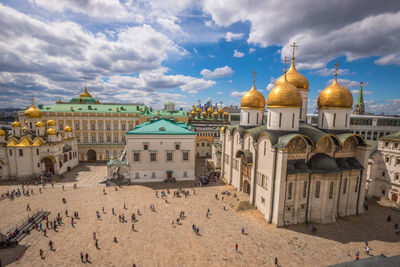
[220,48,370,226]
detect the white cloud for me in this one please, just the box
[225,32,244,42]
[326,79,365,88]
[200,66,234,79]
[203,0,400,68]
[310,68,350,76]
[266,77,277,91]
[233,50,244,58]
[209,55,215,58]
[231,91,246,97]
[249,48,256,53]
[217,91,223,94]
[374,54,400,66]
[351,89,373,95]
[193,48,198,54]
[228,80,232,83]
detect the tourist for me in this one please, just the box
[235,243,238,252]
[43,229,47,237]
[311,225,317,234]
[85,253,89,263]
[102,207,105,213]
[132,223,135,231]
[49,240,54,251]
[124,203,127,209]
[95,239,99,249]
[274,257,278,266]
[80,252,84,263]
[396,228,399,236]
[114,237,118,243]
[39,249,44,259]
[26,203,30,211]
[103,188,106,195]
[112,207,115,215]
[215,193,218,199]
[242,226,245,234]
[365,246,370,255]
[137,209,141,215]
[65,209,68,217]
[356,251,360,260]
[223,206,226,211]
[93,232,96,240]
[395,223,399,230]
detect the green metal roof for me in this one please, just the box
[355,84,364,106]
[126,119,196,135]
[38,103,146,114]
[380,131,400,141]
[142,109,188,117]
[70,96,99,104]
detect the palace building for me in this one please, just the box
[0,99,78,180]
[17,87,189,163]
[220,45,370,226]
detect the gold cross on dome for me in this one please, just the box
[334,61,339,79]
[282,56,289,73]
[290,42,298,59]
[252,69,257,86]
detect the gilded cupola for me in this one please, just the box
[80,87,93,98]
[46,120,57,126]
[240,71,266,110]
[267,57,302,108]
[47,128,57,135]
[35,121,44,127]
[64,125,72,132]
[24,98,42,118]
[317,63,353,109]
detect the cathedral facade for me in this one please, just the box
[0,100,79,180]
[220,50,370,226]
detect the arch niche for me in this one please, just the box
[42,157,55,174]
[87,149,97,162]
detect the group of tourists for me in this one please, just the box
[198,171,220,186]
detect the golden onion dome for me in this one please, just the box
[192,105,196,111]
[276,58,309,91]
[64,125,72,132]
[240,85,266,110]
[213,111,218,118]
[267,74,301,108]
[0,129,6,136]
[47,128,56,135]
[22,126,26,132]
[35,121,44,127]
[80,87,92,98]
[318,77,353,109]
[24,100,42,118]
[202,111,207,117]
[207,106,213,113]
[223,112,229,116]
[46,120,57,126]
[12,121,21,127]
[220,126,225,132]
[196,107,202,113]
[218,108,224,114]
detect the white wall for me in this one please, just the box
[267,108,300,131]
[240,109,264,127]
[318,108,351,130]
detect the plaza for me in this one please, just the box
[0,164,399,266]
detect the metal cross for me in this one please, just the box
[290,42,298,59]
[282,56,289,73]
[252,69,257,86]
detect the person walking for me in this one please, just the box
[242,226,245,234]
[95,239,99,249]
[39,249,44,259]
[274,257,278,266]
[235,243,238,252]
[49,240,54,251]
[80,252,84,263]
[85,253,89,263]
[356,251,360,260]
[93,232,96,240]
[132,223,135,231]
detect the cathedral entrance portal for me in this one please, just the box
[42,157,54,174]
[243,180,250,195]
[87,150,97,162]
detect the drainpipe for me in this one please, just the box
[282,172,288,227]
[305,173,312,224]
[251,142,258,205]
[356,169,363,215]
[268,147,278,224]
[336,171,343,218]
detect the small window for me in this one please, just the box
[329,181,334,199]
[175,144,180,150]
[9,150,12,156]
[381,172,385,177]
[19,149,23,157]
[167,152,173,161]
[135,172,140,179]
[395,174,399,180]
[315,181,320,198]
[394,143,399,148]
[36,149,39,155]
[37,163,40,168]
[202,143,205,147]
[343,178,347,194]
[303,181,307,198]
[183,152,189,161]
[150,152,157,162]
[144,144,148,150]
[288,183,293,200]
[183,171,187,178]
[151,172,156,178]
[133,152,140,162]
[385,156,390,163]
[261,197,265,204]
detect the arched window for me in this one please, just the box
[315,181,321,198]
[329,181,334,199]
[345,114,348,127]
[288,182,293,200]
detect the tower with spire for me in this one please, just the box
[353,82,365,115]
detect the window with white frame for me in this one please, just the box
[114,135,119,143]
[83,135,88,143]
[99,135,104,143]
[75,122,80,130]
[151,172,156,178]
[107,135,111,143]
[91,135,96,143]
[183,171,187,177]
[183,152,189,161]
[167,152,173,161]
[150,152,157,162]
[135,172,140,179]
[91,122,95,131]
[133,152,140,162]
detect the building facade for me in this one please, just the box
[366,131,400,204]
[17,88,189,162]
[220,49,370,226]
[124,119,196,182]
[0,100,78,180]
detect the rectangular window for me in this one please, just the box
[150,152,157,162]
[107,135,111,143]
[9,150,12,156]
[91,135,96,143]
[36,149,39,155]
[114,122,119,131]
[151,172,156,178]
[75,122,80,130]
[175,144,180,150]
[83,122,88,131]
[183,171,187,178]
[91,123,95,131]
[106,122,111,131]
[135,172,140,179]
[98,121,103,130]
[77,135,81,143]
[261,197,265,204]
[37,163,40,168]
[183,152,189,161]
[292,113,295,128]
[144,144,148,150]
[333,113,336,127]
[343,178,347,194]
[315,181,321,198]
[121,123,126,131]
[114,135,119,143]
[303,181,307,198]
[99,135,104,143]
[59,121,64,130]
[167,152,173,161]
[122,135,126,142]
[133,152,140,162]
[279,113,282,128]
[329,182,334,199]
[19,149,23,156]
[381,171,385,177]
[83,135,88,143]
[288,182,293,200]
[129,123,134,129]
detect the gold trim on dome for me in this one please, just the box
[35,121,44,127]
[64,125,72,132]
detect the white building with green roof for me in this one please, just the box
[125,119,196,182]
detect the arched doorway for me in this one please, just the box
[87,150,97,162]
[392,193,398,202]
[243,180,250,194]
[42,157,54,174]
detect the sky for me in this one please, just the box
[0,0,400,115]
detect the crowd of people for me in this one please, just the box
[197,171,220,186]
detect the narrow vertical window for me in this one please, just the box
[279,113,282,128]
[247,112,250,123]
[355,177,359,192]
[343,178,347,194]
[345,114,348,127]
[256,112,259,124]
[329,181,334,199]
[263,141,266,156]
[292,113,295,128]
[268,112,271,126]
[333,113,337,127]
[315,181,321,198]
[303,181,307,198]
[321,114,324,127]
[288,183,293,200]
